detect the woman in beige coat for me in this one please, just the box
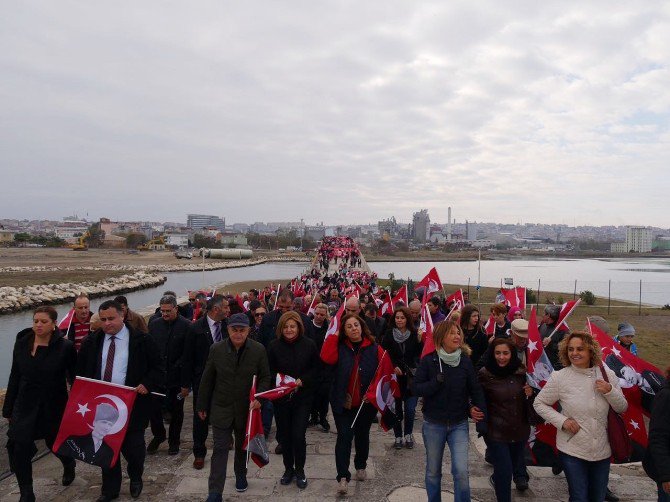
[534,331,627,502]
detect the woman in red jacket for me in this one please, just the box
[320,313,384,496]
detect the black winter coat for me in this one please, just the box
[643,381,670,483]
[463,326,488,367]
[76,325,163,432]
[478,367,531,442]
[148,314,191,388]
[3,329,76,442]
[181,315,219,390]
[381,329,421,396]
[267,336,318,403]
[412,351,487,429]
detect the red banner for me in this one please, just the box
[53,377,137,468]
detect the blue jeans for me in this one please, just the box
[559,452,610,502]
[488,440,527,502]
[393,396,418,437]
[422,419,470,502]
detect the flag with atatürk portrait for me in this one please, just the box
[52,377,137,468]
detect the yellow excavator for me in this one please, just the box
[137,236,166,251]
[68,231,90,251]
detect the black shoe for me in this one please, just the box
[130,479,143,498]
[605,487,619,502]
[280,468,295,485]
[96,495,119,502]
[309,415,319,426]
[168,443,180,455]
[295,469,308,489]
[320,419,330,432]
[147,436,165,454]
[235,476,248,492]
[515,478,529,492]
[552,464,563,476]
[488,474,495,490]
[62,462,76,486]
[275,443,283,454]
[18,486,35,502]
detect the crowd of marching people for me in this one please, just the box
[3,236,669,502]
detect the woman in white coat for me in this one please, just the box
[534,331,627,502]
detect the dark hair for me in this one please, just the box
[276,311,304,339]
[99,300,124,314]
[391,307,417,334]
[34,305,58,322]
[159,295,178,307]
[229,303,244,315]
[364,303,377,315]
[428,296,442,308]
[278,290,295,302]
[207,294,225,310]
[163,290,177,297]
[248,299,262,312]
[113,295,128,307]
[195,292,207,300]
[484,338,520,376]
[460,304,481,330]
[338,313,374,343]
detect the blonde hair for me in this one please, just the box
[432,320,472,357]
[558,330,602,368]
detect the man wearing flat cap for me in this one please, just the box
[197,312,271,502]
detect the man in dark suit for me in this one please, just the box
[180,294,230,469]
[57,403,117,467]
[77,300,162,502]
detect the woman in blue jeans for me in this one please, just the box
[382,307,421,449]
[478,337,534,502]
[412,320,487,502]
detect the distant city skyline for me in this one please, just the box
[1,2,669,226]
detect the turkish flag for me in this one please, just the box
[501,287,526,309]
[484,314,496,337]
[391,285,408,309]
[445,289,465,311]
[58,308,76,332]
[526,307,554,390]
[415,267,443,296]
[52,377,137,468]
[254,373,299,401]
[364,351,400,431]
[244,376,269,468]
[319,301,346,364]
[420,295,435,358]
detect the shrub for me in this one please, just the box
[579,290,596,305]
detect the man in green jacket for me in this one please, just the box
[197,313,271,502]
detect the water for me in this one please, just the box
[369,257,670,307]
[0,262,305,385]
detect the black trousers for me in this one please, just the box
[333,403,376,482]
[192,388,210,458]
[311,378,331,423]
[209,423,246,494]
[274,399,312,471]
[149,387,185,447]
[8,433,74,489]
[101,429,145,497]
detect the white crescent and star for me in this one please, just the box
[82,394,129,436]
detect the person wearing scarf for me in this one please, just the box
[478,338,534,502]
[381,307,422,450]
[267,311,317,490]
[412,320,487,502]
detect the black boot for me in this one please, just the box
[19,485,36,502]
[62,461,76,486]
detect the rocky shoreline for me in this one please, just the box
[0,257,310,315]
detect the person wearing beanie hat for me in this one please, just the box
[615,322,638,356]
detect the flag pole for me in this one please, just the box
[246,375,256,467]
[547,299,581,341]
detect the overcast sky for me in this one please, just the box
[1,1,669,227]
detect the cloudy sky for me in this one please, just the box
[1,1,669,227]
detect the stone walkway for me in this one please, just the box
[0,398,658,501]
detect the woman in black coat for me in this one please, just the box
[2,306,77,502]
[643,366,670,502]
[267,311,317,490]
[381,306,422,450]
[460,304,488,367]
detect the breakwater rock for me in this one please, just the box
[0,272,167,314]
[0,257,309,275]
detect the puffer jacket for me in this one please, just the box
[478,366,531,443]
[534,364,627,461]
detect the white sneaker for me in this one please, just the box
[405,434,414,449]
[394,437,403,449]
[337,478,349,495]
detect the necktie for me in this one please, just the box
[213,322,222,342]
[103,335,116,382]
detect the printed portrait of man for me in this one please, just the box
[57,402,118,467]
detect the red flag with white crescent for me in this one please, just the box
[364,351,400,431]
[502,287,527,309]
[415,267,443,295]
[445,289,465,311]
[58,308,76,332]
[390,284,408,308]
[420,295,435,358]
[254,373,299,401]
[320,301,346,364]
[52,377,137,468]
